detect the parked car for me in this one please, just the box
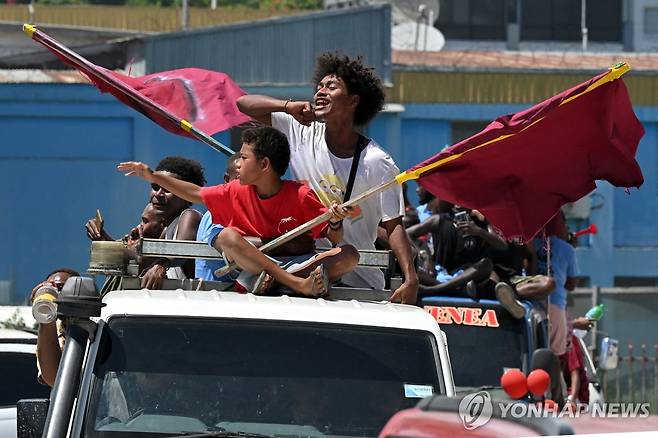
[0,328,51,438]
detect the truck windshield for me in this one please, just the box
[427,302,527,389]
[84,316,442,438]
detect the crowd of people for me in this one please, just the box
[401,187,592,408]
[32,51,593,409]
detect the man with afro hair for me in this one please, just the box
[237,52,418,304]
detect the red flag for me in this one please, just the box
[399,64,644,242]
[100,68,250,138]
[24,24,249,155]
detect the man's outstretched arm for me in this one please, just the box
[117,162,203,205]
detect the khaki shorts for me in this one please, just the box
[548,304,568,356]
[509,275,544,287]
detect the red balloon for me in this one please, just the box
[527,369,551,397]
[500,369,528,399]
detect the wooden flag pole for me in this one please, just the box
[215,178,399,277]
[23,24,235,158]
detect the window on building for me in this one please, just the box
[645,7,658,35]
[436,0,621,42]
[614,277,658,287]
[521,0,621,42]
[436,0,508,40]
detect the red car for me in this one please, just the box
[379,395,573,437]
[379,395,658,437]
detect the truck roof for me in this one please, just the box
[100,290,441,332]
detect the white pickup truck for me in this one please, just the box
[17,241,455,438]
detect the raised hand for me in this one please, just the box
[86,215,104,240]
[86,209,112,241]
[117,161,153,180]
[30,280,57,304]
[286,101,316,126]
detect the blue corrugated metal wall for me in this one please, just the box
[0,83,231,303]
[1,83,656,302]
[143,5,392,87]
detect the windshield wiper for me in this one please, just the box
[166,432,274,438]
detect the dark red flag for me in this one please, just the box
[24,24,249,153]
[399,64,644,242]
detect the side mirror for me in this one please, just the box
[598,337,619,370]
[17,398,49,438]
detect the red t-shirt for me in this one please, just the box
[200,180,328,239]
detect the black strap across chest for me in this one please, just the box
[343,134,369,202]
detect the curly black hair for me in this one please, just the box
[312,52,385,126]
[45,268,80,280]
[242,126,291,177]
[156,156,206,186]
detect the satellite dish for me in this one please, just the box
[393,0,439,25]
[366,0,438,25]
[392,22,445,51]
[330,0,445,51]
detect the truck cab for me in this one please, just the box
[420,295,550,398]
[18,241,455,438]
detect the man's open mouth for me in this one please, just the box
[314,98,329,109]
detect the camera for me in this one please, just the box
[454,210,470,225]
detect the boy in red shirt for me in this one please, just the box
[118,127,359,296]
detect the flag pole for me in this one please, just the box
[23,24,235,157]
[215,178,399,276]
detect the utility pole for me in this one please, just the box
[28,0,35,23]
[414,4,427,52]
[211,0,217,10]
[182,0,189,31]
[581,0,588,51]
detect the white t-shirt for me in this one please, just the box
[272,112,404,289]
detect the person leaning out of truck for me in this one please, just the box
[31,268,79,387]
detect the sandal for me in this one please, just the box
[309,265,331,297]
[251,271,275,295]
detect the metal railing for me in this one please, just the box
[571,287,658,412]
[573,286,658,358]
[600,343,658,414]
